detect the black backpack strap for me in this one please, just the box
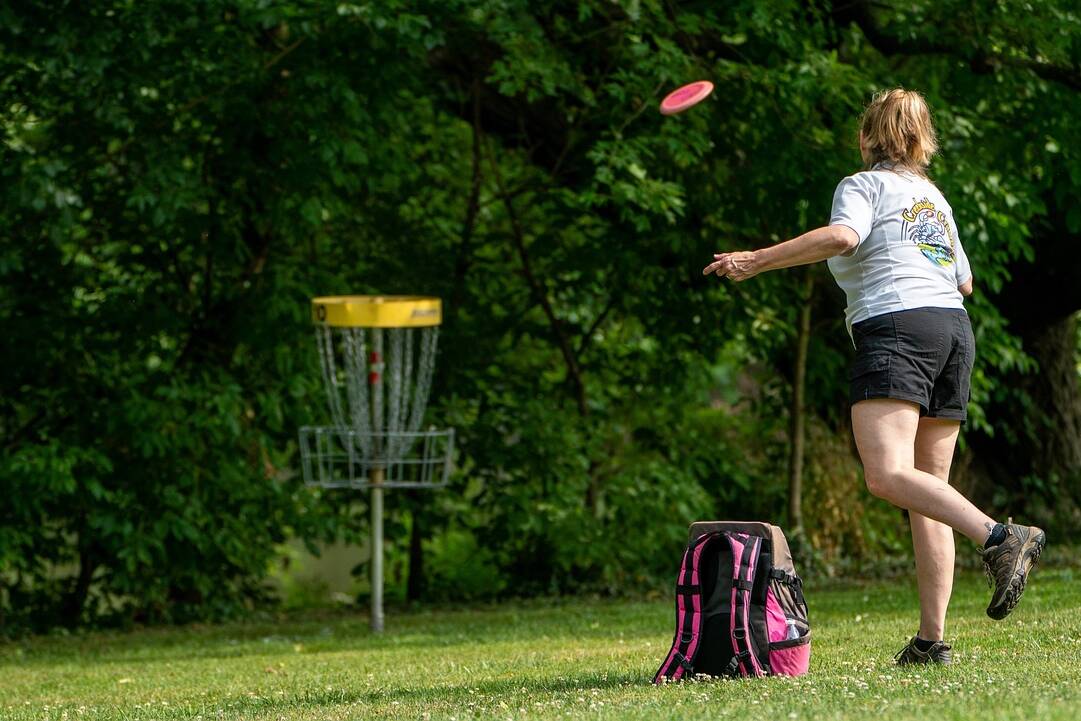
[653,532,720,683]
[726,532,768,677]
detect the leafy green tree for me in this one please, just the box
[2,0,1078,630]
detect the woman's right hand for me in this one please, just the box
[703,251,761,281]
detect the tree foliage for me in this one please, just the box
[2,0,1079,630]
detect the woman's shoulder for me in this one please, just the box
[833,170,884,196]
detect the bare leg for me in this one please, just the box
[910,417,960,641]
[851,399,994,545]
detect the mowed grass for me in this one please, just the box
[2,568,1080,721]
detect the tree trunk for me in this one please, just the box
[64,545,96,627]
[1024,314,1081,472]
[406,87,485,604]
[788,271,814,537]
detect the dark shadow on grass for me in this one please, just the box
[6,618,665,670]
[15,638,659,673]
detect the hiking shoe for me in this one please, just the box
[894,636,952,665]
[982,519,1046,620]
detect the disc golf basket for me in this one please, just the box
[299,295,454,632]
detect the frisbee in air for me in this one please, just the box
[659,80,714,116]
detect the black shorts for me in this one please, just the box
[849,307,975,421]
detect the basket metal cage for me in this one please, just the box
[299,426,454,489]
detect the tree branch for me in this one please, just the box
[484,141,589,417]
[835,0,1081,91]
[576,293,619,358]
[446,82,485,322]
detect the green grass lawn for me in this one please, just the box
[2,568,1079,721]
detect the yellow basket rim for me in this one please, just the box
[311,295,442,328]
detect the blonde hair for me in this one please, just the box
[859,88,938,175]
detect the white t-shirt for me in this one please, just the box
[827,164,971,336]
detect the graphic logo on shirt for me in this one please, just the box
[901,198,955,267]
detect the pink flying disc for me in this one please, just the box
[659,81,714,116]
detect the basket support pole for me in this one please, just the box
[370,465,385,633]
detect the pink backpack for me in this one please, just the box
[653,521,811,682]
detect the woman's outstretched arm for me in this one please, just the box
[702,225,859,281]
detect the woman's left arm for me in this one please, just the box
[702,225,859,281]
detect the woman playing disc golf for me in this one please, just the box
[703,88,1046,665]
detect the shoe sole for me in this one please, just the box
[896,655,951,666]
[986,529,1045,620]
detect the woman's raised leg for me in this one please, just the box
[850,398,994,544]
